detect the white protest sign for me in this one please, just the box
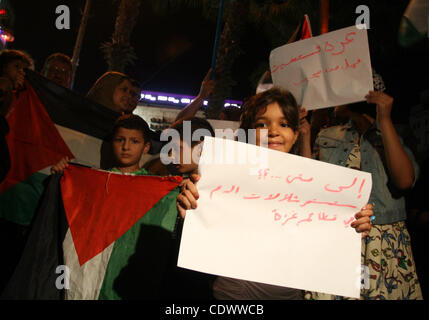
[178,136,372,298]
[269,25,373,110]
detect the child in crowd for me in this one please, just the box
[301,73,423,300]
[159,117,217,299]
[52,114,151,175]
[0,49,34,90]
[176,87,374,300]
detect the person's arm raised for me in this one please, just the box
[366,91,415,190]
[174,69,215,122]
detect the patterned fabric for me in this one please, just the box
[304,221,423,300]
[346,141,361,170]
[372,69,386,92]
[305,142,423,300]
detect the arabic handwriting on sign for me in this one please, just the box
[210,185,222,200]
[293,57,362,87]
[324,177,358,193]
[271,31,357,75]
[273,209,282,221]
[325,65,340,73]
[297,213,314,226]
[300,199,357,209]
[278,193,300,203]
[357,179,366,199]
[265,193,281,200]
[282,213,298,226]
[258,168,270,180]
[223,185,236,194]
[243,194,261,200]
[270,45,322,74]
[286,174,314,184]
[318,212,337,221]
[343,217,355,228]
[341,58,361,70]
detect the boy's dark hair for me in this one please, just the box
[0,49,34,75]
[239,87,300,154]
[111,114,151,145]
[42,53,72,72]
[169,117,215,147]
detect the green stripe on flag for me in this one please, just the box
[0,172,48,226]
[98,188,180,300]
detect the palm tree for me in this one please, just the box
[101,0,142,73]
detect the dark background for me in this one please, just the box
[6,0,429,118]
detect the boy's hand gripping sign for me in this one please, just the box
[178,137,372,298]
[269,25,373,110]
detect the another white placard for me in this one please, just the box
[269,25,373,110]
[178,137,372,298]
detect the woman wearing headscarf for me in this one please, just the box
[86,71,135,114]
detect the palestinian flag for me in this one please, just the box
[2,165,182,300]
[0,70,119,226]
[398,0,429,47]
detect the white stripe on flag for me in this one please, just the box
[63,229,115,300]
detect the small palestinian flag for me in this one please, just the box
[2,165,182,300]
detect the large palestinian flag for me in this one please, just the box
[2,165,182,300]
[0,70,119,226]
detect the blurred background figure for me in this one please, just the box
[41,53,72,89]
[0,49,34,90]
[86,71,134,114]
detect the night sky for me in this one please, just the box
[6,0,429,120]
[8,0,267,99]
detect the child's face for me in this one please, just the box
[167,140,200,175]
[4,60,26,89]
[112,127,150,169]
[254,102,298,153]
[112,79,133,113]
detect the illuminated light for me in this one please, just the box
[158,96,168,101]
[224,103,231,107]
[181,98,191,104]
[0,9,7,15]
[203,100,208,106]
[150,97,156,101]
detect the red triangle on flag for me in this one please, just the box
[300,14,313,40]
[60,165,182,266]
[0,81,74,193]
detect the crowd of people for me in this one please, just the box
[0,47,425,300]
